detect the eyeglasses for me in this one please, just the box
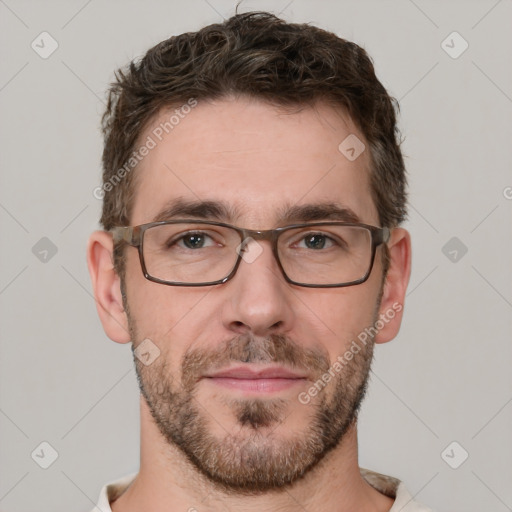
[111,220,390,288]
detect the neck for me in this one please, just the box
[111,397,394,512]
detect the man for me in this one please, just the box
[87,11,433,512]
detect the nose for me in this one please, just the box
[221,238,295,336]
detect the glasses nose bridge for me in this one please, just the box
[239,228,281,265]
[241,227,277,244]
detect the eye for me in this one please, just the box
[170,232,216,250]
[295,233,337,250]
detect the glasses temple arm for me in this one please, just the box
[111,227,137,245]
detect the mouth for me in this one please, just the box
[202,365,308,393]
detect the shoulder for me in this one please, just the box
[91,472,138,512]
[360,468,436,512]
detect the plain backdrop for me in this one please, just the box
[0,1,511,511]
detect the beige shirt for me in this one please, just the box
[91,468,435,511]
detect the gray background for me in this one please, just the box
[0,0,511,511]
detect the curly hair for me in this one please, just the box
[100,11,407,276]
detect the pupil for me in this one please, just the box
[184,234,204,249]
[306,234,325,249]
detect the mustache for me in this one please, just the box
[180,333,331,391]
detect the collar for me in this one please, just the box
[93,468,434,512]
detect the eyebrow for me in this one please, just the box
[151,198,241,223]
[277,202,361,224]
[151,198,361,225]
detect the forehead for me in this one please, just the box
[130,97,378,228]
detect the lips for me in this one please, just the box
[204,365,307,380]
[202,365,308,393]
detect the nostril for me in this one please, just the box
[270,321,282,330]
[231,321,249,333]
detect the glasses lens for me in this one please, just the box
[278,225,373,285]
[142,223,241,284]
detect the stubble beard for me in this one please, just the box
[129,320,376,494]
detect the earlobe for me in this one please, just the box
[87,230,131,344]
[374,228,412,344]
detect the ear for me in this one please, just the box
[374,227,412,344]
[87,230,131,344]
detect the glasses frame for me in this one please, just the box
[111,219,391,288]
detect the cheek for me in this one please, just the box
[124,249,189,326]
[123,260,214,357]
[301,285,379,360]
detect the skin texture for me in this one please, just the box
[87,96,411,512]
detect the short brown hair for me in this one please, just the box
[101,11,407,275]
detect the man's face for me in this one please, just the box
[124,97,385,492]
